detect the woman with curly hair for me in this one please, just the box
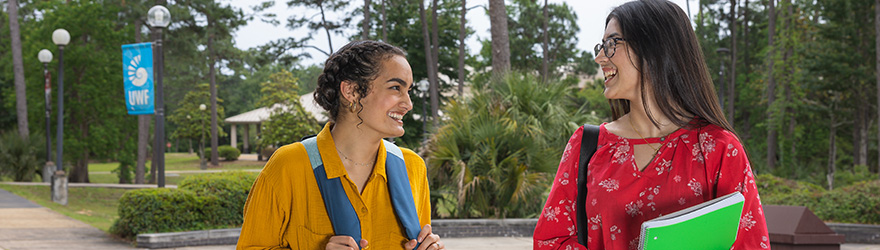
[238,40,445,250]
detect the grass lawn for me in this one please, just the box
[88,172,191,185]
[89,153,265,172]
[0,184,126,232]
[88,153,265,184]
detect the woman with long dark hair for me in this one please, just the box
[237,40,445,250]
[534,1,769,249]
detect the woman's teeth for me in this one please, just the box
[604,70,618,80]
[388,112,403,120]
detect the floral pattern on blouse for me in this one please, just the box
[534,122,770,250]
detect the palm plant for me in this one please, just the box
[0,129,44,181]
[428,72,599,218]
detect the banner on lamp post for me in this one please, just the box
[122,42,154,115]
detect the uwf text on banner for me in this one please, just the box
[122,42,154,115]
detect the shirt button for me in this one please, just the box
[361,207,368,213]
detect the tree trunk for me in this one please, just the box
[419,0,438,123]
[457,0,466,97]
[135,19,147,184]
[209,33,220,167]
[698,0,704,33]
[430,0,440,126]
[783,0,794,176]
[876,0,880,179]
[743,0,750,84]
[728,0,737,123]
[766,0,777,171]
[381,0,387,41]
[489,0,510,74]
[319,3,334,54]
[70,116,90,183]
[363,0,371,40]
[828,95,837,190]
[8,0,29,139]
[541,0,549,82]
[856,99,869,166]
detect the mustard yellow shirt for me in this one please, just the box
[236,123,431,250]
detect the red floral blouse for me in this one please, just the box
[534,123,770,250]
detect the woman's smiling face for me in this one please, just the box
[595,17,642,102]
[354,55,414,139]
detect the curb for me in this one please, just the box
[134,220,880,249]
[433,218,538,238]
[829,223,880,244]
[135,219,541,248]
[0,182,177,189]
[137,228,240,249]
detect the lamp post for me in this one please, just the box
[52,28,69,205]
[417,80,429,143]
[38,49,53,183]
[199,104,207,170]
[148,5,171,188]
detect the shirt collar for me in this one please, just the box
[315,122,387,181]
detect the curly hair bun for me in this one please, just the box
[313,40,407,122]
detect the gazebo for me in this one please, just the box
[225,92,326,159]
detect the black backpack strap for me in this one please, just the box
[576,124,600,246]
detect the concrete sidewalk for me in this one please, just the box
[0,188,134,250]
[1,187,878,249]
[0,187,532,249]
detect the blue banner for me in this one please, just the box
[122,42,154,115]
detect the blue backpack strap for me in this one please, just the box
[382,140,422,248]
[302,137,363,249]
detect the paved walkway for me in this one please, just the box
[0,187,878,249]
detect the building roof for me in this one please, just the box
[224,92,328,125]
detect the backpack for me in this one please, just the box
[301,137,422,249]
[576,124,601,246]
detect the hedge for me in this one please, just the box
[199,145,241,161]
[756,174,880,225]
[218,145,241,161]
[111,171,258,239]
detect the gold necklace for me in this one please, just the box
[628,116,662,154]
[336,147,375,167]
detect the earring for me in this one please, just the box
[349,101,356,112]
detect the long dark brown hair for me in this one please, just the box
[607,0,734,134]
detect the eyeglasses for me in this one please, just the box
[594,37,626,58]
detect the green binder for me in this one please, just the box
[638,192,745,250]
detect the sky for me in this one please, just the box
[229,0,697,66]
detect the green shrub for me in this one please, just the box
[0,130,45,182]
[218,145,241,161]
[111,171,258,239]
[757,174,880,225]
[178,171,256,226]
[755,174,824,209]
[834,165,879,188]
[112,153,134,184]
[815,180,880,224]
[110,188,203,239]
[199,146,241,161]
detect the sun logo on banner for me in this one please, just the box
[127,55,148,87]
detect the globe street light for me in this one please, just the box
[148,5,171,188]
[417,80,429,143]
[38,49,52,183]
[52,28,69,205]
